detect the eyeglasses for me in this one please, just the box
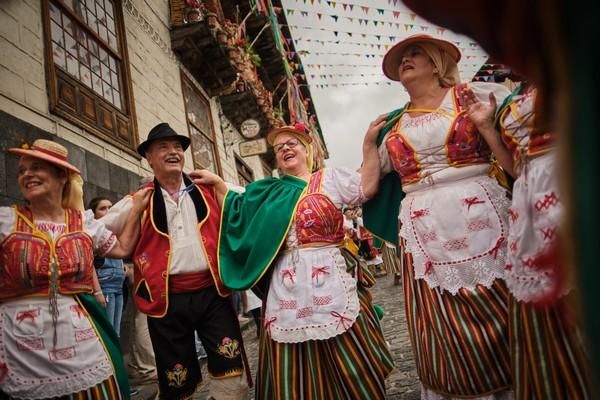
[273,138,300,153]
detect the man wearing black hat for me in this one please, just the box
[101,123,248,399]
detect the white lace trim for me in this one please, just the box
[3,359,113,399]
[400,177,511,294]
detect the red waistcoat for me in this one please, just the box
[385,85,492,186]
[132,181,229,318]
[0,206,94,301]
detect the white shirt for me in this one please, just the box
[101,180,209,274]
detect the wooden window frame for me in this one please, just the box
[180,71,222,176]
[235,153,254,186]
[42,0,139,157]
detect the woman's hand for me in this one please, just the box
[459,86,497,135]
[189,169,228,206]
[364,113,389,146]
[459,85,515,177]
[131,187,152,214]
[189,169,225,186]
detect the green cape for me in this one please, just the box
[363,107,406,247]
[77,293,130,399]
[218,175,307,290]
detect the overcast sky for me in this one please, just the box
[280,0,487,169]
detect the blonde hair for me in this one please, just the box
[418,42,461,87]
[62,173,84,211]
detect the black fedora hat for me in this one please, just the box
[137,123,191,156]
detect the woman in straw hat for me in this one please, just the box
[465,77,592,397]
[0,139,151,399]
[361,35,514,399]
[192,123,393,399]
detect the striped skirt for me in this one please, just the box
[382,243,402,275]
[402,253,512,397]
[0,376,122,400]
[511,297,591,399]
[256,272,394,399]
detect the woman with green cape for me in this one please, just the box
[193,123,393,399]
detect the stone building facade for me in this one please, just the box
[0,0,316,206]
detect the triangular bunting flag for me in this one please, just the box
[331,15,338,22]
[377,8,384,15]
[361,6,369,14]
[342,3,347,10]
[410,13,416,20]
[393,11,400,18]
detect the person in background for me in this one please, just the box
[89,196,127,337]
[241,290,262,338]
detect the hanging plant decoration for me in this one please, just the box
[185,0,206,23]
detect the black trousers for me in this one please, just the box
[147,286,244,399]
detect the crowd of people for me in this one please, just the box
[0,33,593,400]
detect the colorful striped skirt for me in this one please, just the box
[256,280,394,399]
[381,242,402,275]
[511,297,592,399]
[0,376,122,400]
[402,253,512,397]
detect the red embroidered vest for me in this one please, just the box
[385,85,492,186]
[499,87,555,169]
[0,206,94,301]
[133,181,229,318]
[295,170,345,246]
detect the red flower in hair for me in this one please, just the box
[294,123,306,132]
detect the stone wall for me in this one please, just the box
[0,0,268,205]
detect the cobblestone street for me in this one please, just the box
[190,273,421,399]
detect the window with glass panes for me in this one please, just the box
[181,72,221,175]
[235,154,254,187]
[44,0,137,152]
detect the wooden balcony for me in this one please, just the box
[219,90,272,137]
[170,22,238,97]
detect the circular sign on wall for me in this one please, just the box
[240,119,261,139]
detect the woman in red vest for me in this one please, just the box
[464,80,592,398]
[362,35,513,399]
[194,124,394,399]
[0,139,149,399]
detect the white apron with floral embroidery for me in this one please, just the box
[264,169,361,343]
[0,295,113,399]
[0,213,116,399]
[378,83,512,294]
